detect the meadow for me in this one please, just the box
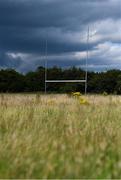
[0,93,121,178]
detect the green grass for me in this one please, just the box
[0,94,121,178]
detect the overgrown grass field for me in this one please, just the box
[0,94,121,178]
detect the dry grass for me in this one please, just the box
[0,94,121,178]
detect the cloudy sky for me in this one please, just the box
[0,0,121,72]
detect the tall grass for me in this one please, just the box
[0,94,121,178]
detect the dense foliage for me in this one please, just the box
[0,67,121,94]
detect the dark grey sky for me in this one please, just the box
[0,0,121,72]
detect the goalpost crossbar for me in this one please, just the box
[45,80,86,83]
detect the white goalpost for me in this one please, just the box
[45,27,90,95]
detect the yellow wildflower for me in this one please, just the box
[79,97,89,105]
[72,92,82,97]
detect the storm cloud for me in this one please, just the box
[0,0,121,72]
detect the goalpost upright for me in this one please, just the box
[85,26,89,95]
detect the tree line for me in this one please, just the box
[0,66,121,94]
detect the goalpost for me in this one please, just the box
[45,27,90,95]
